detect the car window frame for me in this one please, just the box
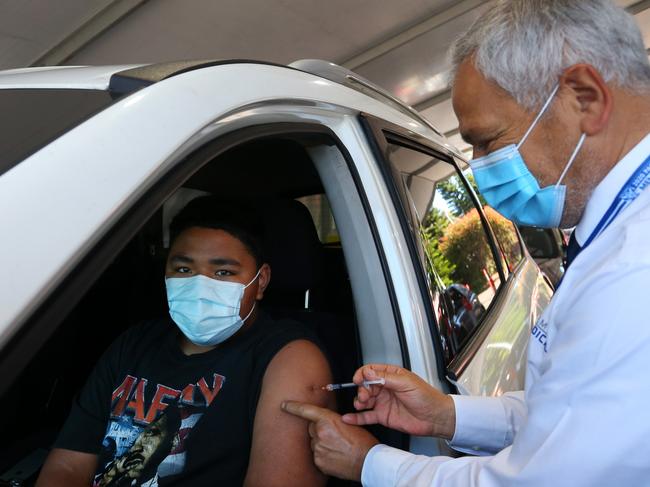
[359,113,510,381]
[392,142,510,364]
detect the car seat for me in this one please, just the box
[255,198,360,388]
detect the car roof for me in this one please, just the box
[0,64,143,89]
[0,59,459,156]
[0,60,279,90]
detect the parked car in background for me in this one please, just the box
[444,283,487,350]
[0,59,553,484]
[518,226,567,288]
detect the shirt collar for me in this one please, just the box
[574,133,650,245]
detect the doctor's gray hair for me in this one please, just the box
[450,0,650,110]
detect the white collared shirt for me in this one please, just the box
[361,134,650,486]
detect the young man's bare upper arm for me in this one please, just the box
[36,448,98,487]
[244,339,335,487]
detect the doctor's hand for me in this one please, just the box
[342,364,456,440]
[281,401,379,481]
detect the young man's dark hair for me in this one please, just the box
[38,196,334,487]
[169,196,265,267]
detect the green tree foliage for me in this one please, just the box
[435,174,486,217]
[435,179,471,217]
[483,207,522,269]
[420,173,513,292]
[421,208,456,287]
[439,208,495,292]
[423,207,449,240]
[466,173,487,207]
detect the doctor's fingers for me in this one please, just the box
[341,409,380,426]
[356,385,381,404]
[282,400,338,423]
[352,364,400,384]
[309,417,380,480]
[308,417,344,453]
[353,365,415,394]
[311,434,318,452]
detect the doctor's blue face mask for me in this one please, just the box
[469,85,586,228]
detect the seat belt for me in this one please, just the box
[0,448,49,486]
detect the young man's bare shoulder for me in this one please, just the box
[263,338,333,404]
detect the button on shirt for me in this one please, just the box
[361,134,650,486]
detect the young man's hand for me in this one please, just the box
[342,364,456,440]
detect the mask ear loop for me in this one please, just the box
[517,84,560,150]
[244,267,263,288]
[556,133,586,186]
[241,267,263,322]
[242,301,256,323]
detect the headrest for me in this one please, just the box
[257,199,323,293]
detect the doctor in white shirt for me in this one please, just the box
[282,0,650,485]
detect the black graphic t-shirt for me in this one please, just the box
[54,312,319,486]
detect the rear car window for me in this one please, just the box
[297,194,340,243]
[0,89,116,176]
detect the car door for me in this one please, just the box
[0,98,415,483]
[361,114,553,401]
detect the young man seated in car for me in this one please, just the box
[37,196,335,487]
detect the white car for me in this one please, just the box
[0,59,552,483]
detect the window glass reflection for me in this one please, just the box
[386,143,502,362]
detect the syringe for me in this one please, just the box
[321,378,385,391]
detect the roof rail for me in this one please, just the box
[110,58,444,139]
[109,59,287,94]
[289,59,443,137]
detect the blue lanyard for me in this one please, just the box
[582,153,650,248]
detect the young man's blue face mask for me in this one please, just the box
[469,85,586,228]
[165,269,261,347]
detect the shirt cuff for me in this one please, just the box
[449,394,508,455]
[361,444,410,487]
